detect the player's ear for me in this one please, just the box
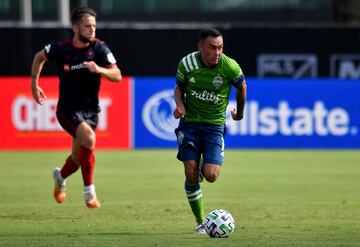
[197,41,202,51]
[72,24,78,33]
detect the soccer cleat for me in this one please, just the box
[53,168,66,204]
[84,191,101,208]
[194,223,207,235]
[198,158,204,183]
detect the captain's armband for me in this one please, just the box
[232,74,245,88]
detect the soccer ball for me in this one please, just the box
[204,209,235,238]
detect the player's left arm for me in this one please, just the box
[84,61,122,82]
[231,79,246,121]
[173,85,186,119]
[228,59,246,121]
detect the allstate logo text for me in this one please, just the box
[227,100,357,136]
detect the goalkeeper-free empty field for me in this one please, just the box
[0,150,359,247]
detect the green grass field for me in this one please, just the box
[0,150,360,246]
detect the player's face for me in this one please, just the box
[198,36,223,67]
[74,15,96,43]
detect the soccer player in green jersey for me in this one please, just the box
[173,28,246,234]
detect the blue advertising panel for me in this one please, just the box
[133,77,360,148]
[133,77,179,148]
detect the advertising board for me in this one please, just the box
[0,77,131,150]
[134,77,360,148]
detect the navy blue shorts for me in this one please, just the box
[175,121,226,165]
[56,107,99,138]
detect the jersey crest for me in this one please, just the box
[86,49,95,59]
[212,75,223,89]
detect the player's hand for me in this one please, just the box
[231,108,243,121]
[31,85,47,105]
[84,61,100,74]
[173,106,185,119]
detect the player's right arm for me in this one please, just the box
[173,59,188,119]
[173,85,185,119]
[31,49,48,105]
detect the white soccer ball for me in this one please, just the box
[204,209,235,238]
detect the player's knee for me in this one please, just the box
[205,173,218,183]
[204,167,220,183]
[81,133,96,150]
[86,139,96,150]
[76,123,96,149]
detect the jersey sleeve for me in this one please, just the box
[227,57,245,89]
[95,42,117,67]
[176,59,188,88]
[44,42,60,61]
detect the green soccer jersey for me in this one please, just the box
[176,51,244,125]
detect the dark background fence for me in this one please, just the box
[1,26,360,78]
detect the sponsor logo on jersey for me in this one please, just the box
[213,75,223,89]
[64,63,87,72]
[63,64,70,72]
[191,90,220,104]
[142,89,179,141]
[71,63,87,70]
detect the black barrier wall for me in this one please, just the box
[1,27,360,78]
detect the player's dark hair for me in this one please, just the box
[199,28,222,41]
[71,6,97,25]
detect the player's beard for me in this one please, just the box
[79,33,93,44]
